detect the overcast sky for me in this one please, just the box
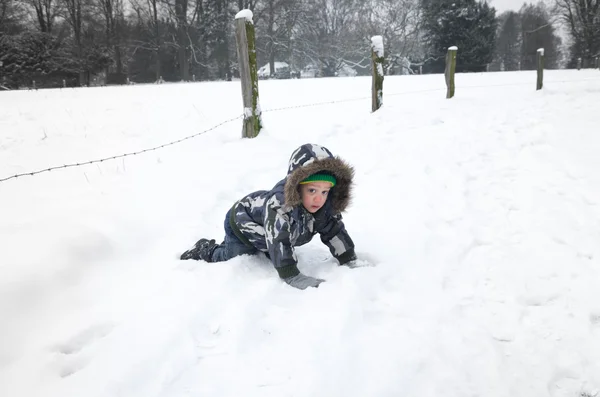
[488,0,550,13]
[488,0,525,12]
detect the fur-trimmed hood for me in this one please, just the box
[283,143,354,213]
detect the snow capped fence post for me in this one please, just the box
[536,48,544,91]
[234,9,262,138]
[445,46,457,99]
[371,35,384,112]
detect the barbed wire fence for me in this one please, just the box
[1,76,599,184]
[0,115,244,183]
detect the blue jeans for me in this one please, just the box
[211,209,258,262]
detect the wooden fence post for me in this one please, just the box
[445,46,457,99]
[1,60,6,89]
[371,35,384,112]
[235,9,262,138]
[536,48,544,91]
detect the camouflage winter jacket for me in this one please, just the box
[228,143,356,279]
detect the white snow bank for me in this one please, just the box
[2,70,600,397]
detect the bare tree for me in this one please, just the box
[174,0,189,80]
[236,0,258,10]
[357,0,423,74]
[295,0,363,76]
[23,0,59,33]
[93,0,125,76]
[1,0,25,33]
[62,0,86,84]
[130,0,164,80]
[161,0,190,80]
[253,0,299,75]
[555,0,600,67]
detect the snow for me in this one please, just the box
[448,45,458,51]
[538,48,545,56]
[371,36,384,58]
[2,70,600,397]
[235,9,253,22]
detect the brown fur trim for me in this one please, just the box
[283,157,355,213]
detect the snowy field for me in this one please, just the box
[1,69,600,397]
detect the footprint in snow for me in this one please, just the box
[52,323,114,377]
[589,313,600,327]
[55,323,114,355]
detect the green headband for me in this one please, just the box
[299,173,336,187]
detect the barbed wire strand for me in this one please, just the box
[262,95,370,112]
[261,87,445,113]
[0,114,243,183]
[2,77,599,184]
[262,77,600,112]
[456,77,600,89]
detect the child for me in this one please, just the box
[180,143,358,290]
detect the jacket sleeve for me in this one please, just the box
[264,196,301,279]
[314,209,356,265]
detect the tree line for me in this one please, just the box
[0,0,597,89]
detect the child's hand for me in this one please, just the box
[284,274,325,290]
[342,259,374,269]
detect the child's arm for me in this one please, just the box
[263,196,324,289]
[314,210,357,266]
[264,204,299,279]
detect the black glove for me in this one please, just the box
[337,250,357,266]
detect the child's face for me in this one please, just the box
[300,182,332,213]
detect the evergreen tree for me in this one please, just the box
[421,0,497,73]
[0,31,81,88]
[495,11,521,71]
[203,0,233,80]
[519,2,561,70]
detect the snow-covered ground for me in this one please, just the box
[1,69,600,397]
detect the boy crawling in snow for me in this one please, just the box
[180,143,360,290]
